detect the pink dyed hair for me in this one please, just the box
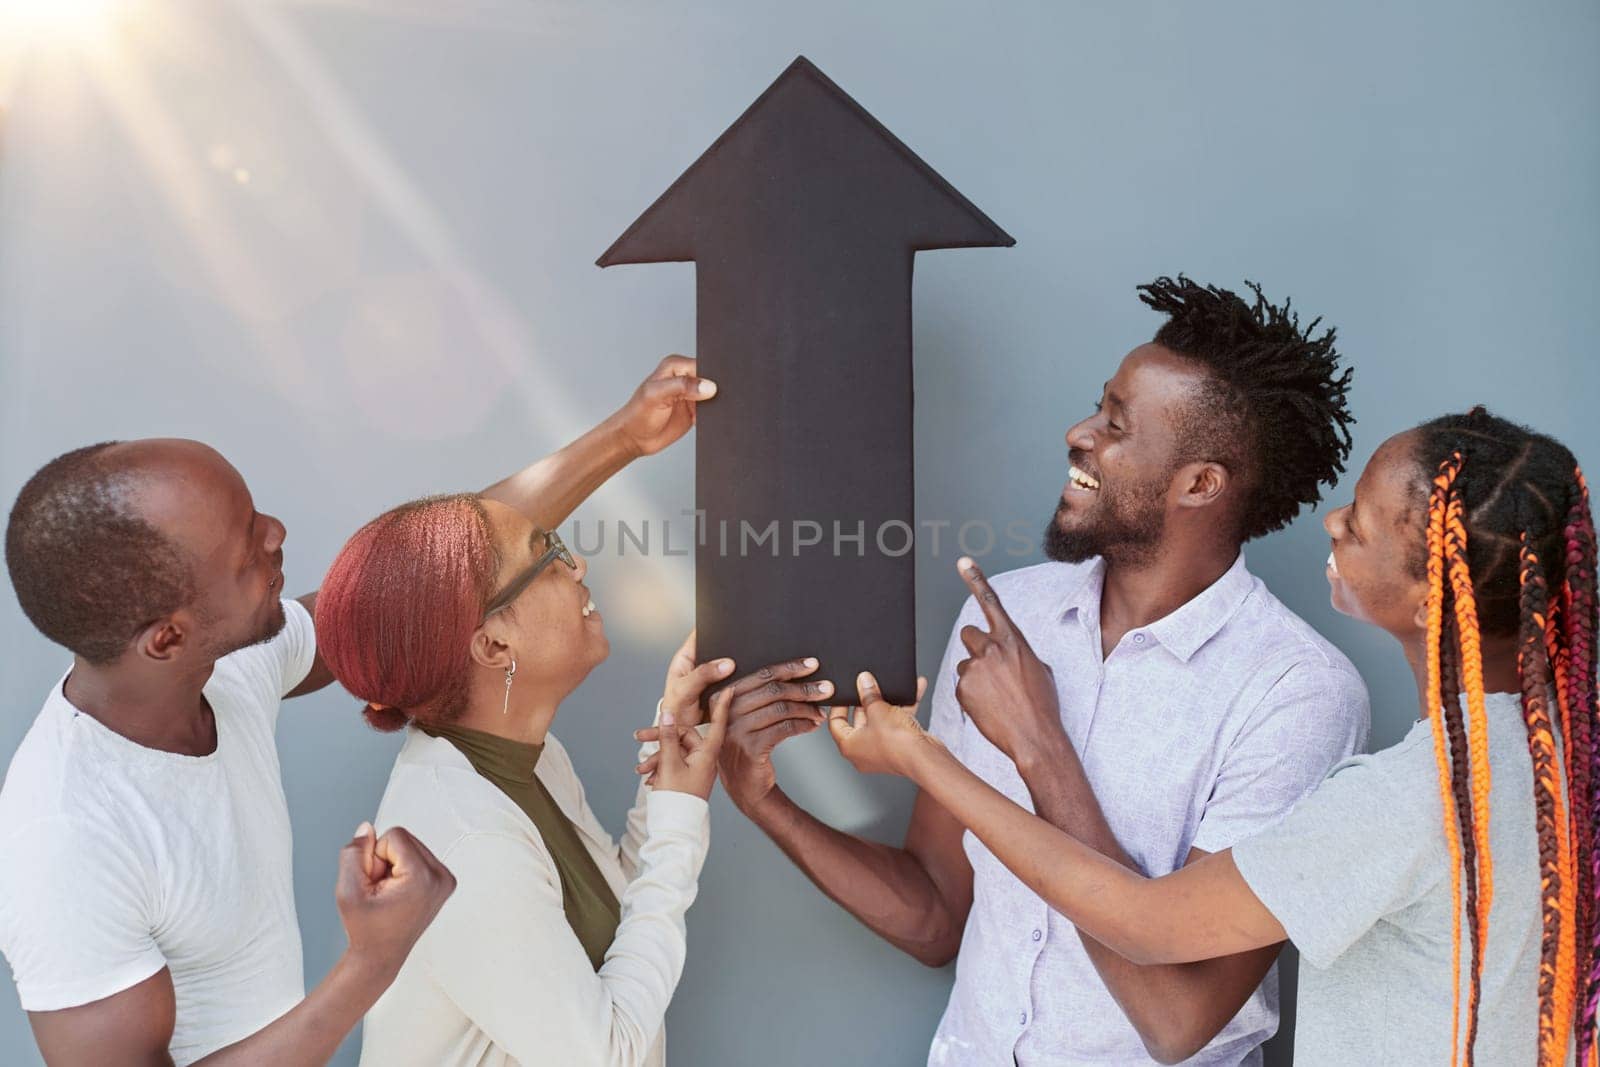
[315,494,497,731]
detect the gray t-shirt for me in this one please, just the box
[1232,691,1542,1066]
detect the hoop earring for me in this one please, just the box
[502,659,517,716]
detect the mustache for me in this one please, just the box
[1068,449,1100,480]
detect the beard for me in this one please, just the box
[205,597,288,659]
[1042,477,1168,566]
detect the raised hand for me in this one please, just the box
[826,671,934,778]
[953,556,1066,762]
[646,686,732,799]
[336,823,456,980]
[657,629,734,729]
[611,354,718,458]
[628,654,832,816]
[639,655,831,812]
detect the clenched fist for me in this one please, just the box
[336,823,456,980]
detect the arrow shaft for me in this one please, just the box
[693,252,918,703]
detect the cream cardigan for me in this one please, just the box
[358,719,709,1067]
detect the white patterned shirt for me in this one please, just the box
[925,554,1369,1066]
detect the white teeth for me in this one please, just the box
[1069,465,1101,491]
[582,598,596,617]
[1326,552,1340,576]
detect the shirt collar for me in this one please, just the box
[1058,557,1109,624]
[1143,552,1255,662]
[417,720,544,782]
[1059,552,1254,663]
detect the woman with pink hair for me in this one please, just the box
[315,474,829,1064]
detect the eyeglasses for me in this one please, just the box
[482,530,576,620]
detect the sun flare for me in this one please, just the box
[1,0,128,50]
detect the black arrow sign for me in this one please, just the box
[599,56,1013,706]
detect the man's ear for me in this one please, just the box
[136,614,190,662]
[1176,461,1230,510]
[469,626,515,671]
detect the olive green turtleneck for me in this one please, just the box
[419,721,621,971]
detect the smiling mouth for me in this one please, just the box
[1326,551,1340,578]
[1068,464,1101,492]
[581,596,598,619]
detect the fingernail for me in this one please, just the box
[858,672,873,687]
[818,681,834,695]
[698,380,717,397]
[718,660,734,674]
[662,708,676,727]
[958,556,975,572]
[804,657,818,668]
[355,821,373,838]
[634,730,645,740]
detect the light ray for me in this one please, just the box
[69,8,347,415]
[267,0,581,34]
[231,0,694,631]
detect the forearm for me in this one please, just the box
[588,794,710,1067]
[479,413,635,531]
[907,744,1264,967]
[1016,738,1280,1062]
[192,951,392,1066]
[743,788,963,966]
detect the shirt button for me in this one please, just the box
[1132,633,1146,644]
[1032,929,1042,941]
[1019,1012,1028,1025]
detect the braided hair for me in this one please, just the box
[1412,408,1598,1067]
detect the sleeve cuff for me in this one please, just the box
[15,951,167,1013]
[645,789,709,834]
[1190,824,1242,856]
[1230,837,1338,971]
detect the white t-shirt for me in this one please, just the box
[0,598,317,1065]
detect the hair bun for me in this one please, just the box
[362,702,409,733]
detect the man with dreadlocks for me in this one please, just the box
[828,407,1599,1066]
[706,277,1371,1064]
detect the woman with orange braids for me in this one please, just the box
[826,408,1598,1066]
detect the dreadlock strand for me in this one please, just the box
[1519,535,1574,1066]
[1426,453,1469,1067]
[1565,468,1600,1062]
[1445,487,1496,960]
[1441,600,1484,1062]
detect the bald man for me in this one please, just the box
[0,356,715,1065]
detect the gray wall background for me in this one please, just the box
[2,1,1597,1063]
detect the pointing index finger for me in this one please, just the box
[958,556,1015,635]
